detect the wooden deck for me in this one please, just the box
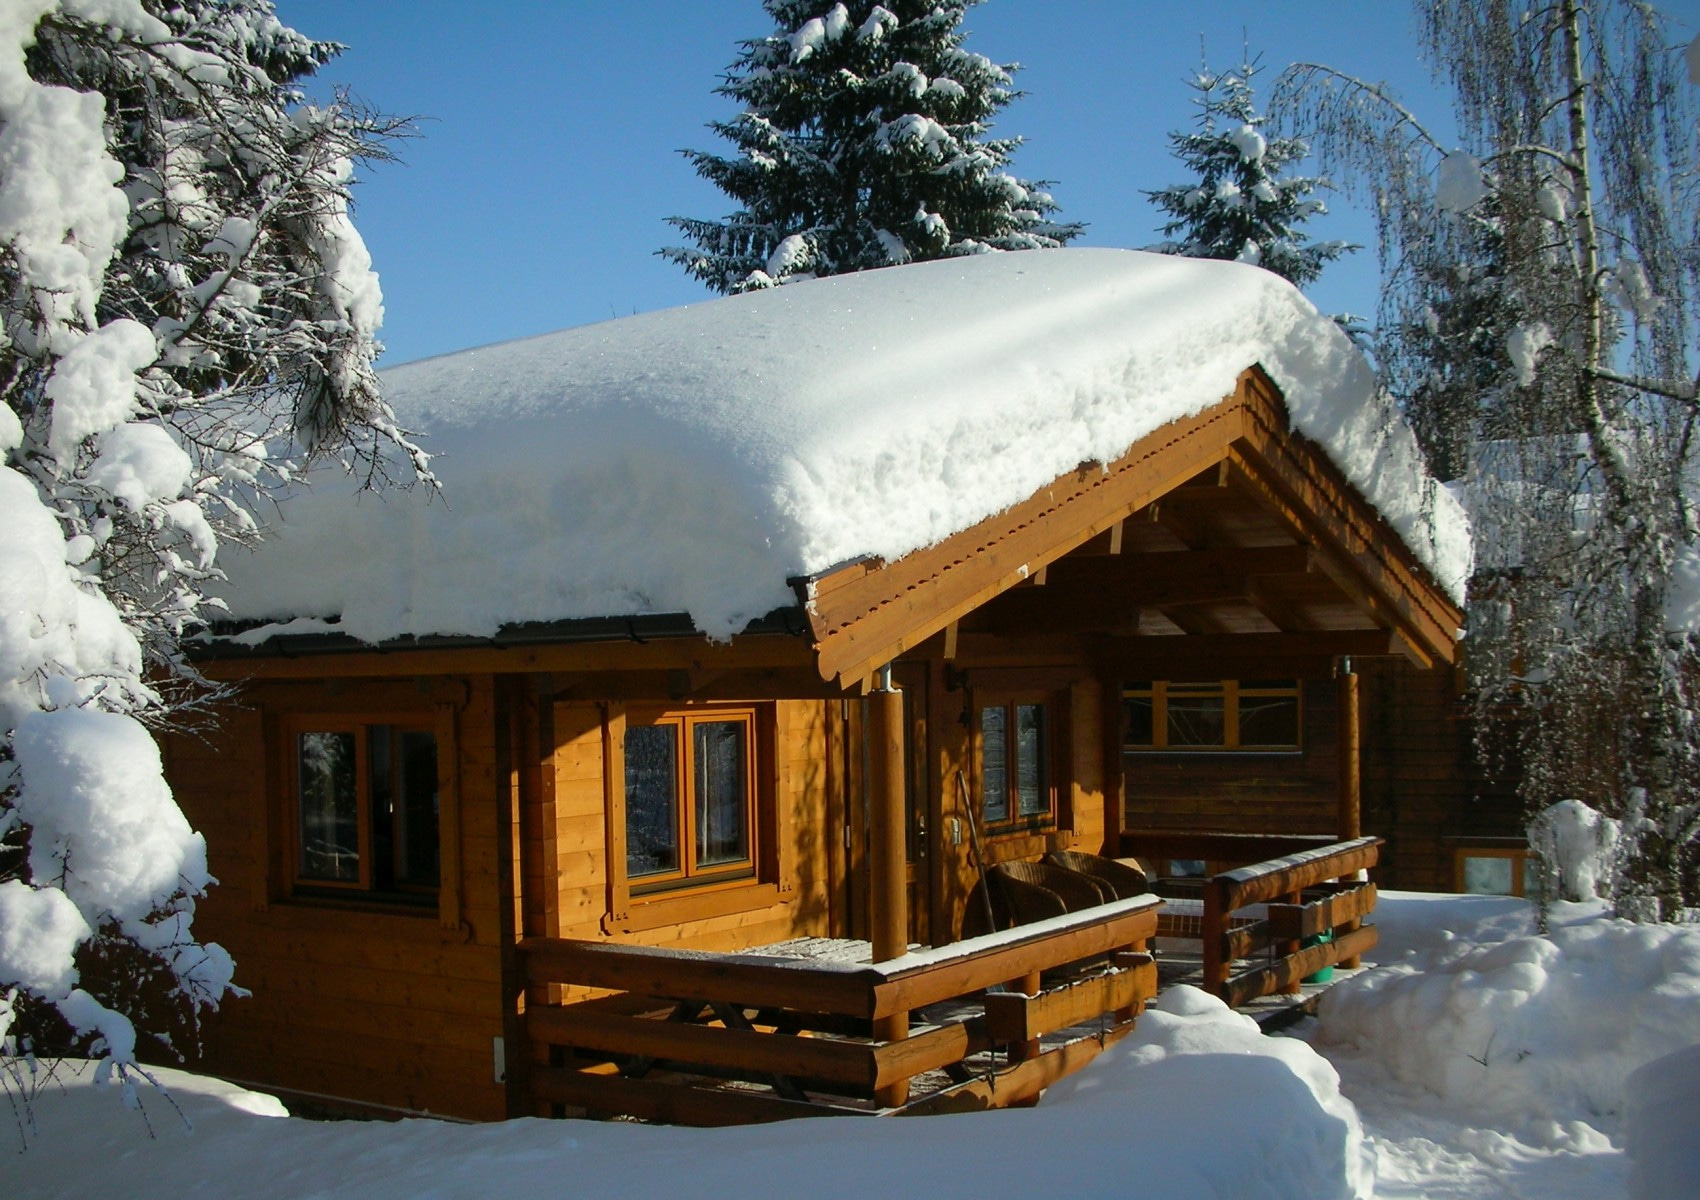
[518,836,1379,1125]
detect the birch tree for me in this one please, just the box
[1278,0,1700,918]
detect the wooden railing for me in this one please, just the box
[519,895,1160,1125]
[1199,837,1381,1007]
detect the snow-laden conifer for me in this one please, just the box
[1147,59,1350,289]
[1278,0,1700,920]
[661,1,1080,294]
[1,0,425,1098]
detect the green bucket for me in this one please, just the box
[1301,929,1335,984]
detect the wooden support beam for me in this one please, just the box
[866,679,909,1106]
[1337,664,1364,966]
[1338,667,1362,842]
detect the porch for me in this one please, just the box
[516,834,1378,1125]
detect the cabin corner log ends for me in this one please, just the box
[519,896,1160,1123]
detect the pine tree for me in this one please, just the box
[662,0,1080,294]
[1,0,425,1095]
[1279,1,1700,919]
[1147,59,1350,288]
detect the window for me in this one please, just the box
[292,721,439,899]
[976,697,1054,832]
[624,707,757,894]
[1123,680,1301,752]
[1455,847,1531,897]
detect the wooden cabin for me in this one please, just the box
[165,250,1468,1123]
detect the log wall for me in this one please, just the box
[163,675,510,1121]
[1120,665,1523,892]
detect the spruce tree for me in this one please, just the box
[2,0,424,1095]
[1147,60,1350,288]
[662,1,1080,294]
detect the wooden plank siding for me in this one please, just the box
[1122,661,1522,894]
[163,674,510,1120]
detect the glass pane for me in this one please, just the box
[1166,691,1227,747]
[1015,704,1048,817]
[979,707,1008,823]
[1238,694,1300,748]
[625,724,679,876]
[395,731,440,886]
[369,725,395,889]
[298,731,358,881]
[694,720,749,867]
[1463,855,1516,895]
[1123,695,1155,747]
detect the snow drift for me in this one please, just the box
[1316,913,1700,1143]
[215,249,1470,644]
[7,986,1371,1200]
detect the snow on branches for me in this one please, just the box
[1276,0,1700,919]
[1146,58,1352,289]
[1,0,425,1086]
[661,1,1080,294]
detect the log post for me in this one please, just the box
[1280,887,1304,995]
[1337,660,1361,842]
[867,666,909,1106]
[1337,660,1363,969]
[1202,875,1230,1001]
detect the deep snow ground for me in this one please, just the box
[7,893,1697,1200]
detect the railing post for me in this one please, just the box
[1337,661,1364,968]
[1280,888,1304,995]
[867,666,909,1107]
[1202,875,1230,1001]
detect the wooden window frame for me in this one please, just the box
[622,705,760,895]
[972,691,1059,837]
[281,712,455,919]
[602,702,782,932]
[1122,680,1303,753]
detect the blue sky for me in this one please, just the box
[272,1,1699,367]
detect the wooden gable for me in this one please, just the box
[801,367,1463,690]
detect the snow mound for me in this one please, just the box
[12,996,1372,1200]
[214,249,1469,643]
[1317,916,1700,1142]
[1625,1043,1700,1200]
[1045,985,1371,1199]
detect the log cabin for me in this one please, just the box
[166,249,1471,1123]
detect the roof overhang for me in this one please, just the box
[800,367,1464,691]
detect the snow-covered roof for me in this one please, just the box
[216,248,1470,643]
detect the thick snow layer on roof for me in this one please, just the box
[216,249,1469,642]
